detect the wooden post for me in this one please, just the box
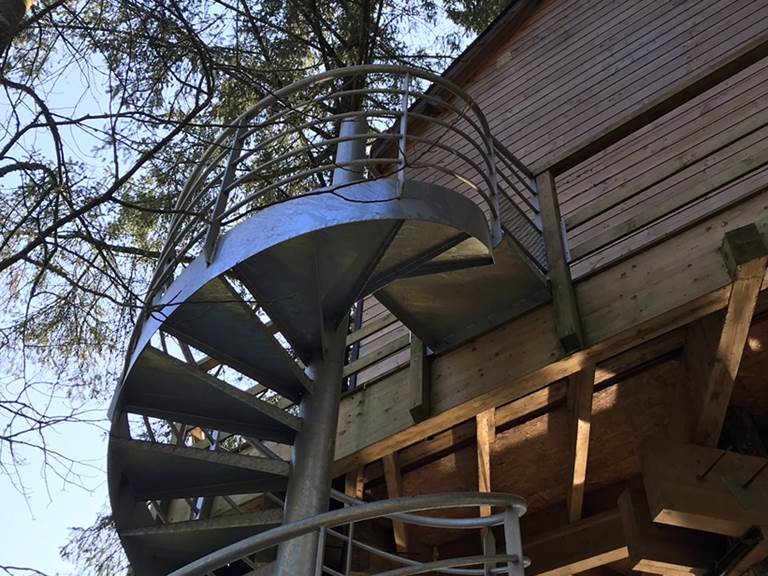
[536,171,583,353]
[408,335,430,423]
[679,224,768,446]
[344,467,365,500]
[382,452,409,553]
[566,365,595,522]
[476,408,496,517]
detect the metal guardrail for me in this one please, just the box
[134,65,539,345]
[168,491,528,576]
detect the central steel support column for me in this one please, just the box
[275,116,368,575]
[275,320,347,575]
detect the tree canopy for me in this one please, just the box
[0,0,511,573]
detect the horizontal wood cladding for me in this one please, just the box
[404,0,768,276]
[351,295,409,387]
[482,0,768,172]
[406,0,768,171]
[560,56,768,277]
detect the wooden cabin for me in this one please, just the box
[335,0,768,573]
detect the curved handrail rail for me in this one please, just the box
[126,65,540,365]
[375,555,531,576]
[330,488,507,529]
[168,492,527,576]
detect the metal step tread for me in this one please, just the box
[121,509,282,566]
[122,508,283,537]
[124,346,301,443]
[112,438,290,500]
[363,224,491,294]
[163,277,312,402]
[377,234,549,352]
[233,220,402,361]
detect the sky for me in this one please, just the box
[0,35,115,574]
[1,407,109,575]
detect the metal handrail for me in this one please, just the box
[126,65,539,358]
[168,492,527,576]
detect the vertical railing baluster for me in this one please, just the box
[482,525,497,576]
[502,506,524,576]
[486,137,502,246]
[397,73,410,197]
[203,123,247,264]
[345,522,355,575]
[314,527,327,576]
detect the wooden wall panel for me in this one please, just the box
[484,0,768,171]
[559,57,768,277]
[353,295,409,387]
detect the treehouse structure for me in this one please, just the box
[107,1,768,575]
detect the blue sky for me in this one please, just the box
[0,41,114,574]
[1,400,109,574]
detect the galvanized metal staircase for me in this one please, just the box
[107,66,544,575]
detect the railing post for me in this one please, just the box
[314,527,327,576]
[503,506,524,576]
[486,140,503,246]
[535,171,583,353]
[203,123,247,264]
[345,521,355,575]
[397,73,410,197]
[482,525,497,576]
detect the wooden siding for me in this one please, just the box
[479,0,768,171]
[352,295,409,387]
[351,0,768,388]
[409,0,768,275]
[560,56,768,278]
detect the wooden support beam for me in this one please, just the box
[382,453,409,553]
[359,327,685,483]
[640,439,768,537]
[566,365,595,523]
[408,335,430,423]
[684,224,768,447]
[536,171,583,353]
[524,510,628,576]
[476,408,495,517]
[345,467,365,500]
[618,480,722,575]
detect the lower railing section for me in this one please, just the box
[168,492,528,576]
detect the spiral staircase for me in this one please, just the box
[107,66,548,576]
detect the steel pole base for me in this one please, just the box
[275,320,347,575]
